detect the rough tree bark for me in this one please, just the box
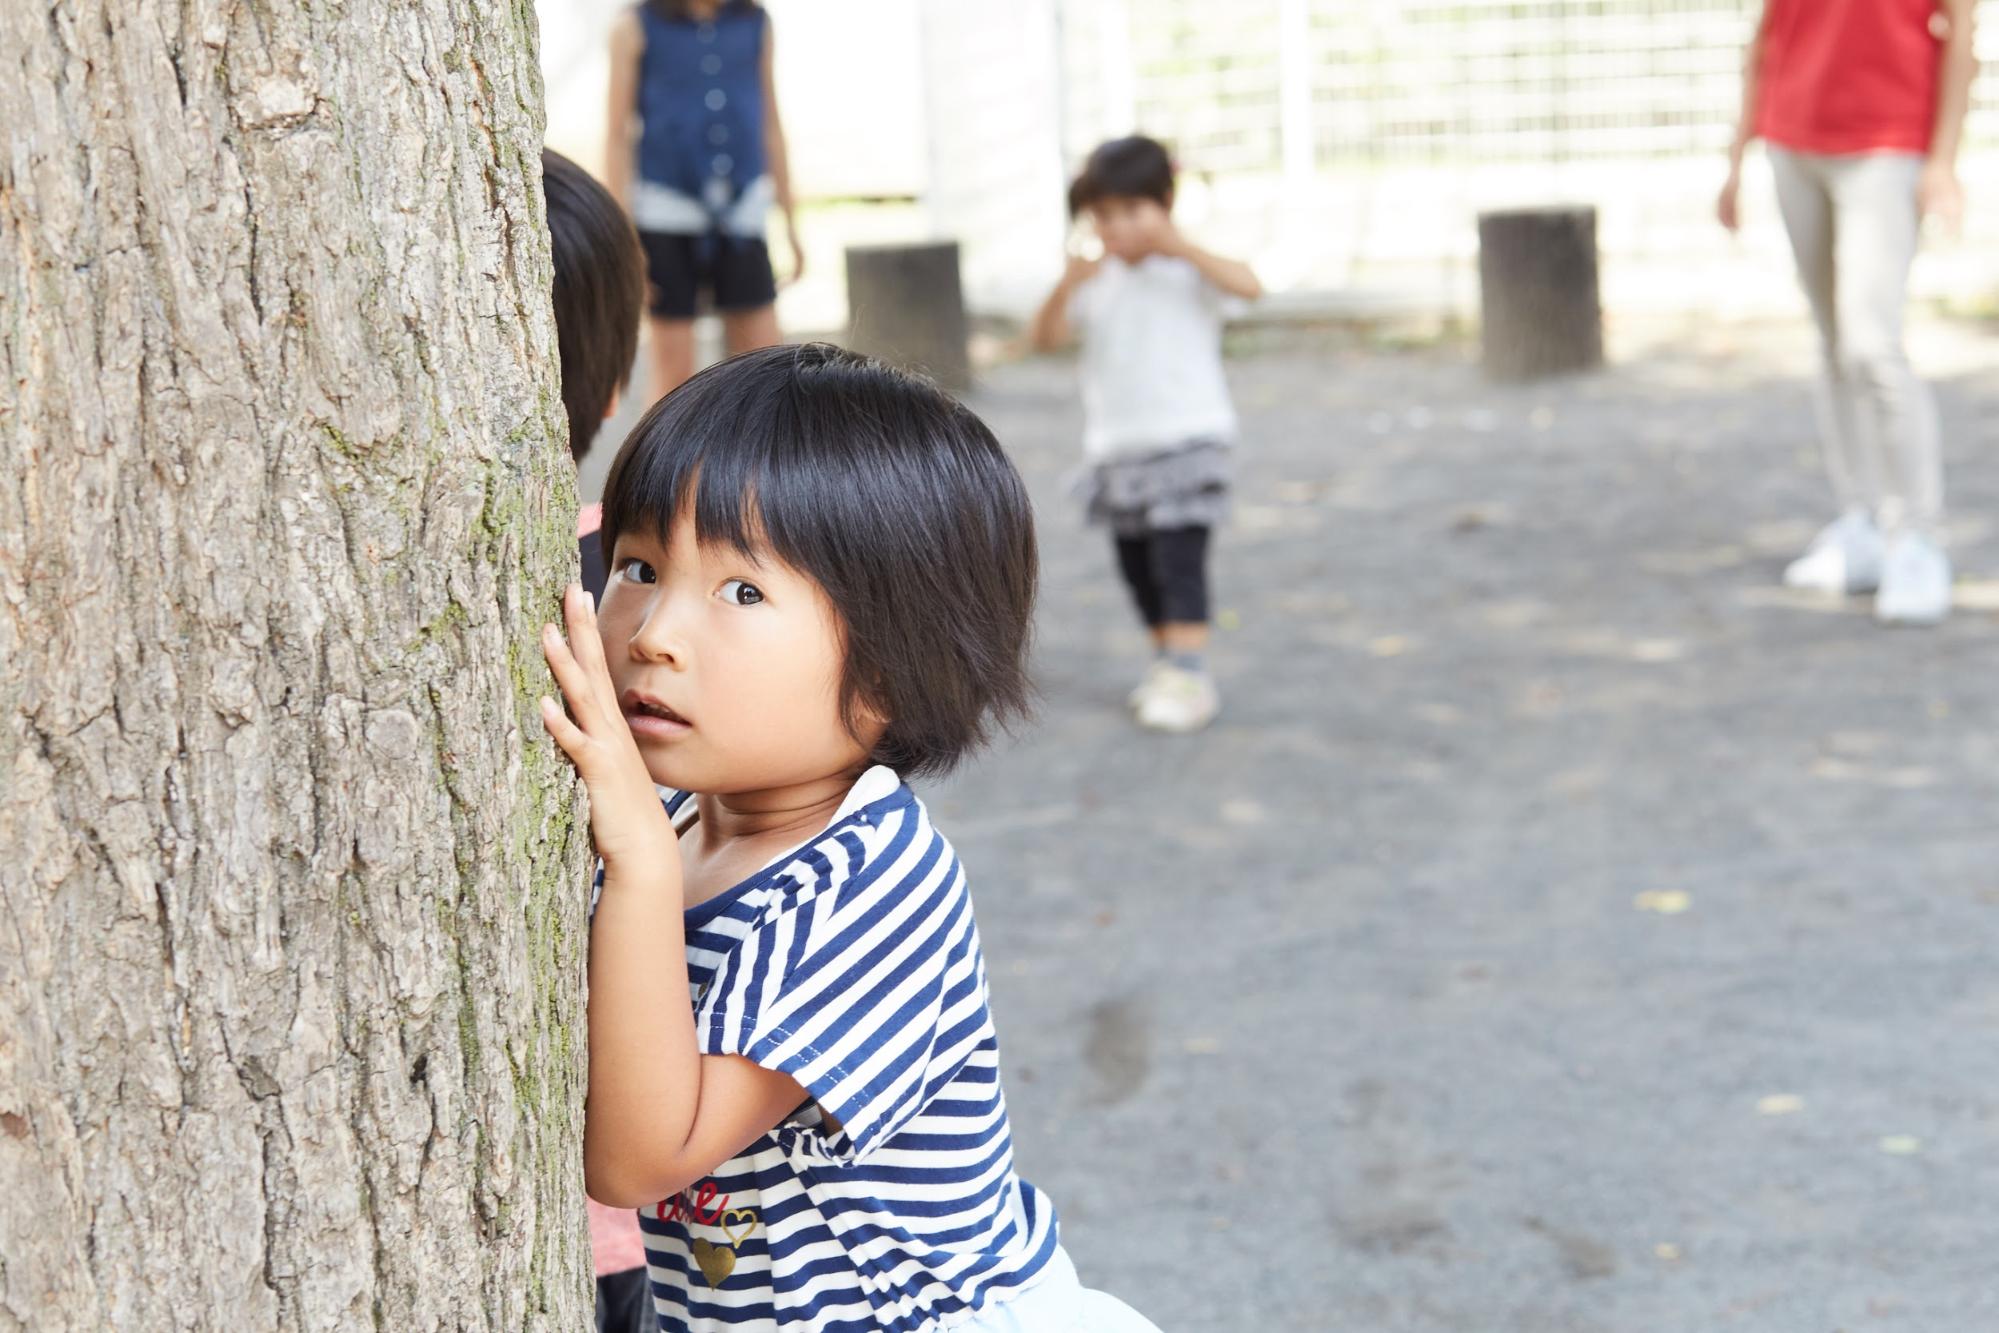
[0,2,590,1328]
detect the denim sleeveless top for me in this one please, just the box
[635,3,768,234]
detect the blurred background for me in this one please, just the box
[542,0,1999,337]
[544,5,1999,1329]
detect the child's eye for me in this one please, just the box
[617,558,657,585]
[720,578,764,607]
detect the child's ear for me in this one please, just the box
[849,682,892,746]
[603,389,620,422]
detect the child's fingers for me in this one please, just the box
[539,695,592,763]
[562,582,595,648]
[561,585,623,718]
[541,622,607,731]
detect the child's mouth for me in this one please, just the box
[620,690,693,733]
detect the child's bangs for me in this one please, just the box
[600,364,790,563]
[602,349,883,585]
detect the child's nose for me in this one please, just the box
[627,594,690,665]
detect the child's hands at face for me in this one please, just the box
[540,584,678,871]
[1062,252,1099,289]
[1134,201,1186,258]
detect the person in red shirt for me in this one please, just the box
[1717,0,1978,626]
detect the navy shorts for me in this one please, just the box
[638,230,777,320]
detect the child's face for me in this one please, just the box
[1086,195,1171,262]
[597,503,881,795]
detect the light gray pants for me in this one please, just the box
[1768,146,1942,538]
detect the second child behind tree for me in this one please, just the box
[1031,135,1261,734]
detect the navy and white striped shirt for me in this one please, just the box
[636,766,1059,1331]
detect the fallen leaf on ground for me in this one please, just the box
[1948,578,1999,611]
[1633,890,1692,915]
[1630,638,1686,663]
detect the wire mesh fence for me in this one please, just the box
[1062,0,1997,174]
[1052,0,1999,314]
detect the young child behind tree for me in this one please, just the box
[1030,135,1261,733]
[542,146,651,1331]
[545,147,645,607]
[538,344,1161,1331]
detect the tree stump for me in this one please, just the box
[845,242,973,392]
[1477,206,1603,380]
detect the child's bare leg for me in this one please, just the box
[722,303,781,357]
[1137,618,1219,732]
[649,317,697,401]
[1159,622,1208,658]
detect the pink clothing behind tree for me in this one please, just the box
[590,1198,649,1277]
[580,494,638,1282]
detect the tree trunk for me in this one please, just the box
[0,2,590,1328]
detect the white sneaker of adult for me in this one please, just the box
[1783,511,1885,595]
[1874,533,1952,627]
[1135,666,1220,733]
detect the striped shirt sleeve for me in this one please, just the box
[695,807,982,1165]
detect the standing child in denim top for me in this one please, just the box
[1031,135,1261,733]
[605,0,800,401]
[538,344,1160,1331]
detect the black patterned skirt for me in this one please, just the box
[1074,438,1234,538]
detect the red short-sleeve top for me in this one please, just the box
[1755,0,1944,154]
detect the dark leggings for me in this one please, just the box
[1113,526,1212,627]
[596,1268,653,1333]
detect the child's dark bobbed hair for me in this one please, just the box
[600,343,1038,779]
[1067,134,1176,217]
[543,149,644,462]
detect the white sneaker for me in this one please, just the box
[1874,533,1952,626]
[1127,659,1171,712]
[1783,511,1884,594]
[1135,665,1220,733]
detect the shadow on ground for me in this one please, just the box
[932,318,1999,1331]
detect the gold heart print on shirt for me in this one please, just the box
[692,1238,735,1287]
[720,1208,757,1247]
[691,1208,759,1286]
